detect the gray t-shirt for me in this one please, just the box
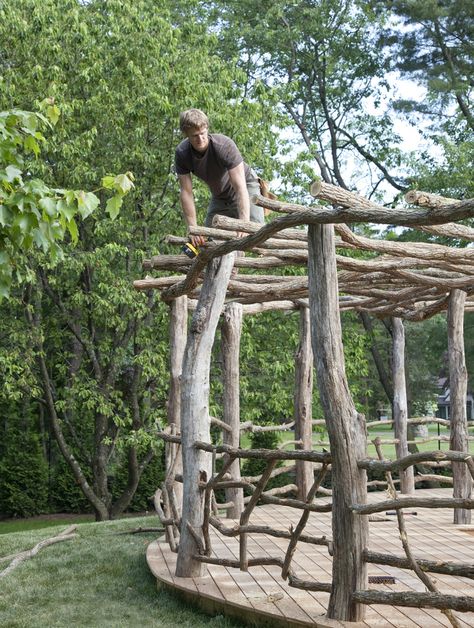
[175,133,253,201]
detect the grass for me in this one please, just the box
[0,516,245,628]
[0,514,95,536]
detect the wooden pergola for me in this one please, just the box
[135,182,474,625]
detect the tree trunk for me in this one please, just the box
[221,302,244,518]
[176,253,235,577]
[447,289,471,524]
[359,311,393,404]
[391,317,415,495]
[167,295,187,507]
[294,306,314,500]
[308,224,368,622]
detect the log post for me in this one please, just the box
[221,302,244,518]
[175,253,235,577]
[167,295,187,506]
[308,223,368,622]
[448,289,471,524]
[391,317,415,495]
[294,306,314,500]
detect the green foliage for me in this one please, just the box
[0,426,48,517]
[0,107,134,298]
[374,0,474,196]
[48,453,91,514]
[208,0,408,197]
[240,430,282,483]
[0,0,280,519]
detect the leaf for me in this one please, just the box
[0,205,11,227]
[77,191,99,219]
[39,197,58,217]
[47,104,61,126]
[106,194,122,220]
[57,198,77,222]
[114,173,134,194]
[67,217,78,243]
[101,175,116,190]
[4,165,22,183]
[24,135,40,157]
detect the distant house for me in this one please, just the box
[436,377,473,421]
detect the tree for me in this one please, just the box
[0,0,278,519]
[374,0,474,197]
[0,106,132,297]
[207,0,411,201]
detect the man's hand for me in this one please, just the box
[189,231,206,247]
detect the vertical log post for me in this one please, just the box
[221,302,244,518]
[294,305,314,500]
[391,317,415,495]
[308,223,368,622]
[175,253,235,577]
[167,295,188,506]
[448,289,471,525]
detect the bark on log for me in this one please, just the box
[352,496,474,515]
[193,441,331,463]
[363,549,474,580]
[405,190,460,208]
[175,253,235,578]
[448,289,471,524]
[294,306,314,500]
[212,214,309,241]
[209,515,331,547]
[391,317,415,494]
[352,590,474,613]
[308,223,368,622]
[252,186,474,227]
[358,450,474,472]
[167,296,187,507]
[221,303,244,517]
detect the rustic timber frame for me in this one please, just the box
[135,183,474,625]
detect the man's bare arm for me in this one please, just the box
[178,173,205,246]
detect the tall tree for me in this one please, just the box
[0,0,278,519]
[375,0,474,197]
[207,0,409,200]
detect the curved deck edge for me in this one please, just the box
[146,540,351,628]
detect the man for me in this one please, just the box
[175,109,264,247]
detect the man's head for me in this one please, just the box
[179,109,209,153]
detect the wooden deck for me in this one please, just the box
[147,488,474,627]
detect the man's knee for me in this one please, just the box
[249,205,265,224]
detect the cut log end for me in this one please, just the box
[310,180,322,198]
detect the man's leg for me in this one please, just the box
[247,179,264,224]
[206,180,264,227]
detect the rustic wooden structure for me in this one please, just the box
[135,182,474,624]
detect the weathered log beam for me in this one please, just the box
[448,289,472,524]
[352,590,474,613]
[308,221,368,622]
[363,550,474,579]
[193,554,333,592]
[352,497,474,515]
[405,189,461,208]
[358,450,474,473]
[212,214,309,241]
[193,440,331,463]
[209,515,331,546]
[175,253,235,578]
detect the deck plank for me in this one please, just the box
[147,488,474,627]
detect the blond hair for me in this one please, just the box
[179,109,209,133]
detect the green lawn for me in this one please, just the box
[0,516,244,628]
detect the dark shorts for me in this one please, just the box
[205,176,264,227]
